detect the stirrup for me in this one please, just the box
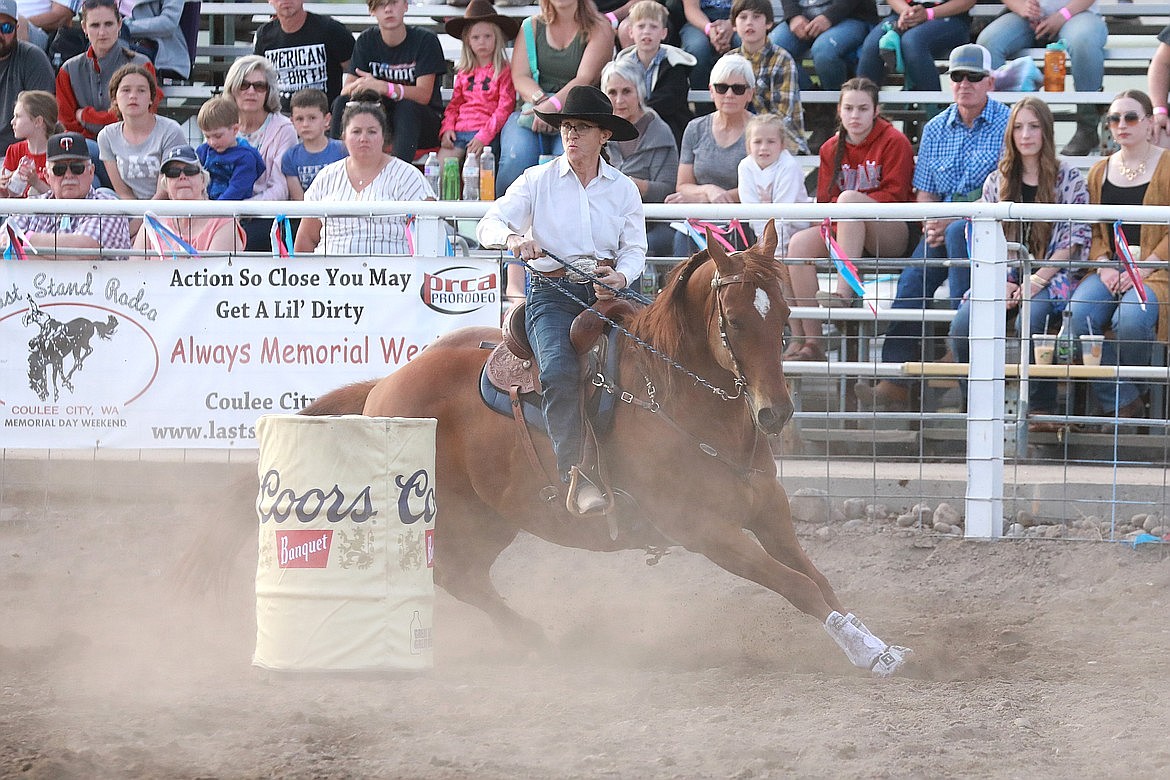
[565,465,609,517]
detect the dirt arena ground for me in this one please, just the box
[2,487,1169,779]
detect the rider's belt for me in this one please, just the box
[536,267,568,278]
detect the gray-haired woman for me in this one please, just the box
[224,55,297,250]
[601,58,678,258]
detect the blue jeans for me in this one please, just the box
[976,11,1106,92]
[525,276,596,478]
[857,15,971,91]
[496,112,563,197]
[768,18,872,91]
[1068,272,1160,412]
[881,219,971,365]
[950,285,1062,411]
[680,20,740,90]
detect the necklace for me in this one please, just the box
[1118,147,1149,182]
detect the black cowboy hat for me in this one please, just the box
[534,85,639,142]
[444,0,520,41]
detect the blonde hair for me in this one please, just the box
[455,20,510,76]
[627,0,668,26]
[538,0,603,41]
[745,112,785,144]
[197,96,239,132]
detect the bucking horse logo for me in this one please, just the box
[22,296,118,402]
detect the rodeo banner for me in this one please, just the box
[0,256,499,449]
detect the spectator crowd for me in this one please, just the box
[3,0,1170,424]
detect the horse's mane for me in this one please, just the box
[629,245,787,364]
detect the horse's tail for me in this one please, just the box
[300,379,379,417]
[96,315,118,339]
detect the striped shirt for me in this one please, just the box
[303,157,436,256]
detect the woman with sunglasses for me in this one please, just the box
[665,53,755,255]
[57,0,156,141]
[224,55,297,251]
[133,145,246,254]
[946,97,1090,430]
[1069,89,1170,422]
[295,93,434,257]
[96,63,184,201]
[477,85,644,516]
[856,0,975,92]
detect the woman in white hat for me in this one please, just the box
[476,85,645,516]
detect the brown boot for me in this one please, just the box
[1062,105,1102,157]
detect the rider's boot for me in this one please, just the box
[566,465,607,516]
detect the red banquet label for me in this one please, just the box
[420,266,498,315]
[276,529,333,568]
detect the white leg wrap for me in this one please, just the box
[825,611,914,676]
[824,611,887,669]
[845,612,872,637]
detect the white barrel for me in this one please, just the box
[253,414,436,671]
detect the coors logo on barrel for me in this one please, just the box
[257,468,377,524]
[420,266,498,315]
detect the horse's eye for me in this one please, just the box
[727,318,744,331]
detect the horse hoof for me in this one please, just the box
[870,645,913,677]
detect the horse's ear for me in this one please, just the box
[758,219,778,258]
[706,227,727,264]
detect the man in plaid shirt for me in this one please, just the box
[7,132,131,261]
[857,44,1010,411]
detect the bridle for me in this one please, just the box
[708,268,750,402]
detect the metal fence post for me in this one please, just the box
[965,218,1008,539]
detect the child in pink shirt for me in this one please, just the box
[439,0,518,166]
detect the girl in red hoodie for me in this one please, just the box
[786,79,915,335]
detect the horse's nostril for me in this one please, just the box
[758,404,793,433]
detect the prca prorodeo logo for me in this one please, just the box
[420,266,498,315]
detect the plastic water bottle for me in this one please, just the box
[1054,307,1074,364]
[479,147,495,201]
[1044,41,1067,92]
[440,156,460,200]
[423,151,440,197]
[461,152,479,201]
[6,155,32,196]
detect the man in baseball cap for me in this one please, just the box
[4,131,131,260]
[857,42,1010,411]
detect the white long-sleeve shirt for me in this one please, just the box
[476,155,647,285]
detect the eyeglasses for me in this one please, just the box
[239,79,269,93]
[560,121,599,136]
[50,162,89,176]
[0,21,16,35]
[949,72,987,84]
[163,164,201,178]
[1106,111,1146,126]
[712,82,749,95]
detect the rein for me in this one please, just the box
[517,255,765,480]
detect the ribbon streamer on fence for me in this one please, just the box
[821,218,876,315]
[1112,219,1147,311]
[680,218,748,253]
[143,213,200,260]
[2,218,35,260]
[271,214,294,259]
[404,214,416,256]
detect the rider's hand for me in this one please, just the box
[593,266,626,300]
[505,233,542,261]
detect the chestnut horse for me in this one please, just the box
[294,221,910,676]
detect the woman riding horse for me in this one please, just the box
[476,85,645,516]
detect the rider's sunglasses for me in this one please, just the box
[1106,111,1146,126]
[711,82,749,95]
[162,164,202,178]
[50,162,88,176]
[0,21,16,35]
[949,72,987,84]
